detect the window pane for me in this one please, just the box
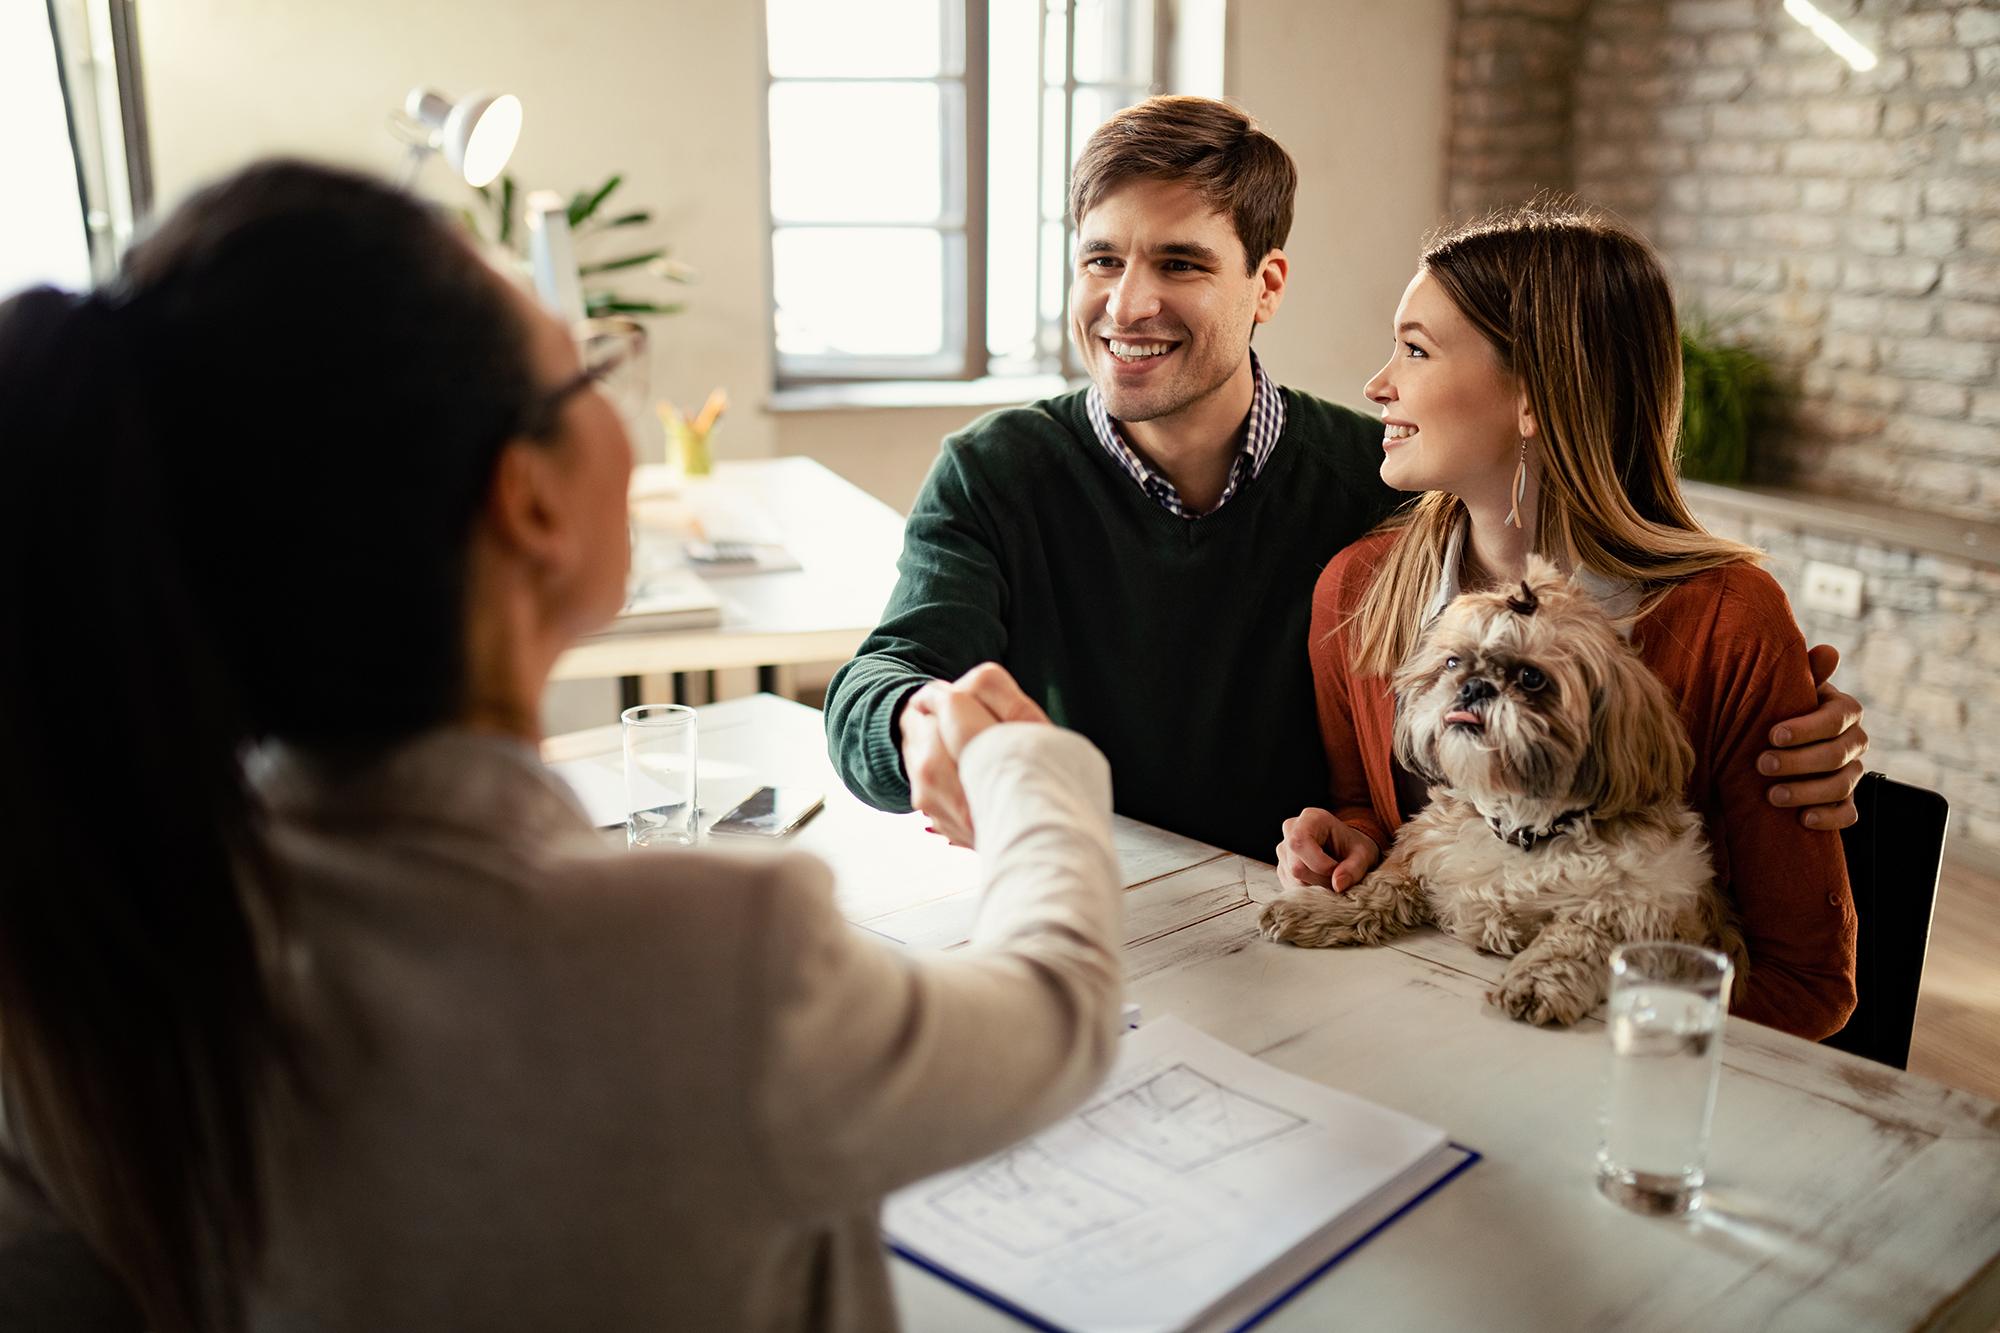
[988,0,1041,362]
[1039,218,1068,356]
[1040,84,1068,221]
[1071,86,1127,167]
[774,227,946,358]
[1073,0,1153,85]
[1043,0,1069,84]
[0,5,91,297]
[770,83,943,224]
[767,0,948,78]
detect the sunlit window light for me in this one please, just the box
[766,0,1158,383]
[1,4,96,296]
[1782,0,1879,72]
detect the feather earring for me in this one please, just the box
[1504,437,1528,529]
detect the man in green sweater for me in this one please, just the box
[824,96,1867,863]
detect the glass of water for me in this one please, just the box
[1596,941,1734,1217]
[622,704,697,847]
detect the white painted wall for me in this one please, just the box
[139,0,780,459]
[136,0,1454,515]
[1224,0,1456,416]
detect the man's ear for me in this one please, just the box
[1252,248,1288,325]
[483,439,566,566]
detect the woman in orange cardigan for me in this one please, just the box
[1278,206,1856,1040]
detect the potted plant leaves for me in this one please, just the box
[463,171,691,319]
[1678,319,1773,485]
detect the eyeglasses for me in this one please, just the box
[523,319,648,438]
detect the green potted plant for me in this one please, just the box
[1677,319,1773,485]
[462,171,691,319]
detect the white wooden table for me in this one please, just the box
[544,696,2000,1331]
[549,457,905,682]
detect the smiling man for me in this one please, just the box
[823,96,1865,862]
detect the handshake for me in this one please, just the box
[897,662,1051,846]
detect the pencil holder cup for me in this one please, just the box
[668,420,714,477]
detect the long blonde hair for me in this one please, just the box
[1349,203,1761,678]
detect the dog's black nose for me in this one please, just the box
[1455,678,1497,708]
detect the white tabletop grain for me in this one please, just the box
[546,694,2000,1332]
[549,458,905,681]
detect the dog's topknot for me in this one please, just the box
[1505,581,1539,617]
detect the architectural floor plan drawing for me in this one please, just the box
[925,1143,1146,1258]
[1082,1063,1305,1172]
[912,1063,1305,1261]
[885,1018,1457,1333]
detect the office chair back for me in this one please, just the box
[1823,771,1949,1070]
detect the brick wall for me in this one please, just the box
[1446,0,1592,218]
[1689,489,2000,860]
[1572,0,2000,522]
[1448,0,2000,522]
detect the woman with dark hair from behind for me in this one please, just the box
[0,160,1123,1331]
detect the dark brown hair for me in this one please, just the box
[1067,95,1297,273]
[0,159,541,1330]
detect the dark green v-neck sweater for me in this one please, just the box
[823,386,1401,859]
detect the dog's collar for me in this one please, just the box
[1486,808,1592,851]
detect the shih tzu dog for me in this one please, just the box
[1260,558,1746,1027]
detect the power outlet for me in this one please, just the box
[1801,560,1865,619]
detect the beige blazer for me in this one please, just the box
[0,723,1120,1331]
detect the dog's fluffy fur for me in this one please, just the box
[1261,557,1746,1026]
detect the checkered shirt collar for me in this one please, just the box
[1084,350,1287,519]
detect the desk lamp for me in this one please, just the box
[395,87,522,188]
[526,191,587,323]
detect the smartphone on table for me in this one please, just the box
[708,786,824,838]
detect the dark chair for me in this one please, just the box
[1822,772,1950,1070]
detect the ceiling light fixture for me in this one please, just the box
[1783,0,1879,72]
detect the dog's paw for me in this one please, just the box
[1478,917,1531,958]
[1489,960,1598,1027]
[1442,909,1530,958]
[1258,891,1362,949]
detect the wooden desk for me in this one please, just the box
[549,457,905,683]
[545,696,2000,1331]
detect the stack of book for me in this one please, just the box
[599,564,723,634]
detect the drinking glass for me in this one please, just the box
[1595,941,1733,1217]
[622,703,697,846]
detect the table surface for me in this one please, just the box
[544,695,2000,1332]
[549,457,905,681]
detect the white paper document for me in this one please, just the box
[603,563,724,633]
[885,1016,1471,1333]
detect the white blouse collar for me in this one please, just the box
[1422,515,1642,638]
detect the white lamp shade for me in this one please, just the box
[448,93,522,187]
[404,88,522,188]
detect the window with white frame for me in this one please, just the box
[2,0,152,301]
[765,0,1166,385]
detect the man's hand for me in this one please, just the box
[898,663,1050,847]
[952,662,1051,729]
[901,683,977,845]
[1760,644,1868,831]
[1275,808,1381,893]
